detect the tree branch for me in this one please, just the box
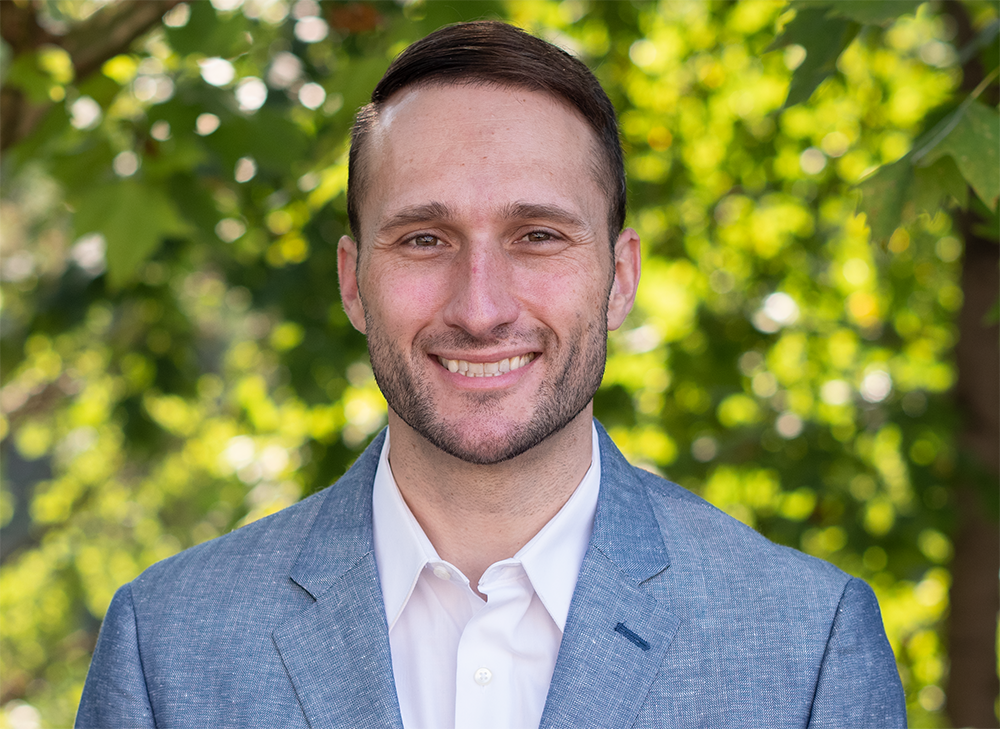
[0,1,57,53]
[0,87,47,152]
[60,0,184,80]
[945,0,986,92]
[0,0,183,152]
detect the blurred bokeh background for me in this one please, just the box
[1,1,997,726]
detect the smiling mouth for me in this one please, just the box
[436,353,537,378]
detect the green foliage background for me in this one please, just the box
[1,1,997,726]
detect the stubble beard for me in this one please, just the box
[364,317,609,465]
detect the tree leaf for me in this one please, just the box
[51,139,116,193]
[4,53,58,103]
[969,195,1000,242]
[985,298,1000,326]
[0,38,14,86]
[918,100,1000,211]
[163,1,251,58]
[914,154,968,212]
[767,7,860,109]
[856,157,913,243]
[821,0,922,26]
[73,180,192,289]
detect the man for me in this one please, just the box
[77,21,906,729]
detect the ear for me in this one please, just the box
[607,227,641,331]
[337,235,367,334]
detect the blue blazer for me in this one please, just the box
[77,424,906,728]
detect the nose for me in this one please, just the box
[441,241,519,339]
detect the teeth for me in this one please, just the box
[437,353,536,378]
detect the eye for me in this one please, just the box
[523,231,553,243]
[408,234,442,248]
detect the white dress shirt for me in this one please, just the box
[372,424,601,729]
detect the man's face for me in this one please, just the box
[338,83,639,464]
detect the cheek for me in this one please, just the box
[517,262,608,312]
[360,265,448,333]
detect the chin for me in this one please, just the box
[426,432,533,465]
[409,404,587,466]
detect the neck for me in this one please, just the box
[386,407,594,594]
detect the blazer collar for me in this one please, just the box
[588,423,671,583]
[275,430,404,729]
[288,429,385,600]
[540,424,680,729]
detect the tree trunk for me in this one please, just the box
[942,3,1000,726]
[948,226,1000,728]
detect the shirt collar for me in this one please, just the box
[372,429,439,631]
[372,423,601,632]
[513,424,600,630]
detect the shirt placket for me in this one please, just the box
[454,564,531,729]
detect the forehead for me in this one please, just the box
[360,83,605,239]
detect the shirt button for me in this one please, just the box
[432,565,450,581]
[474,667,493,686]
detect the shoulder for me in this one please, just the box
[634,464,850,592]
[599,458,904,725]
[597,424,851,606]
[131,487,328,599]
[623,467,884,679]
[129,430,384,605]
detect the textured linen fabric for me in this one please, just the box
[76,422,906,729]
[373,425,600,729]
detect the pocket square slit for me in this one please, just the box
[613,622,650,651]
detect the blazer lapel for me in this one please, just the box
[540,425,681,729]
[273,431,404,729]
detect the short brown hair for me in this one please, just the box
[346,20,626,246]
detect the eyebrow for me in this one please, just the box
[377,202,454,233]
[376,201,587,235]
[498,202,587,229]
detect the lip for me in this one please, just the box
[430,351,540,384]
[431,349,539,362]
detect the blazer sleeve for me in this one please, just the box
[75,583,156,729]
[807,577,907,728]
